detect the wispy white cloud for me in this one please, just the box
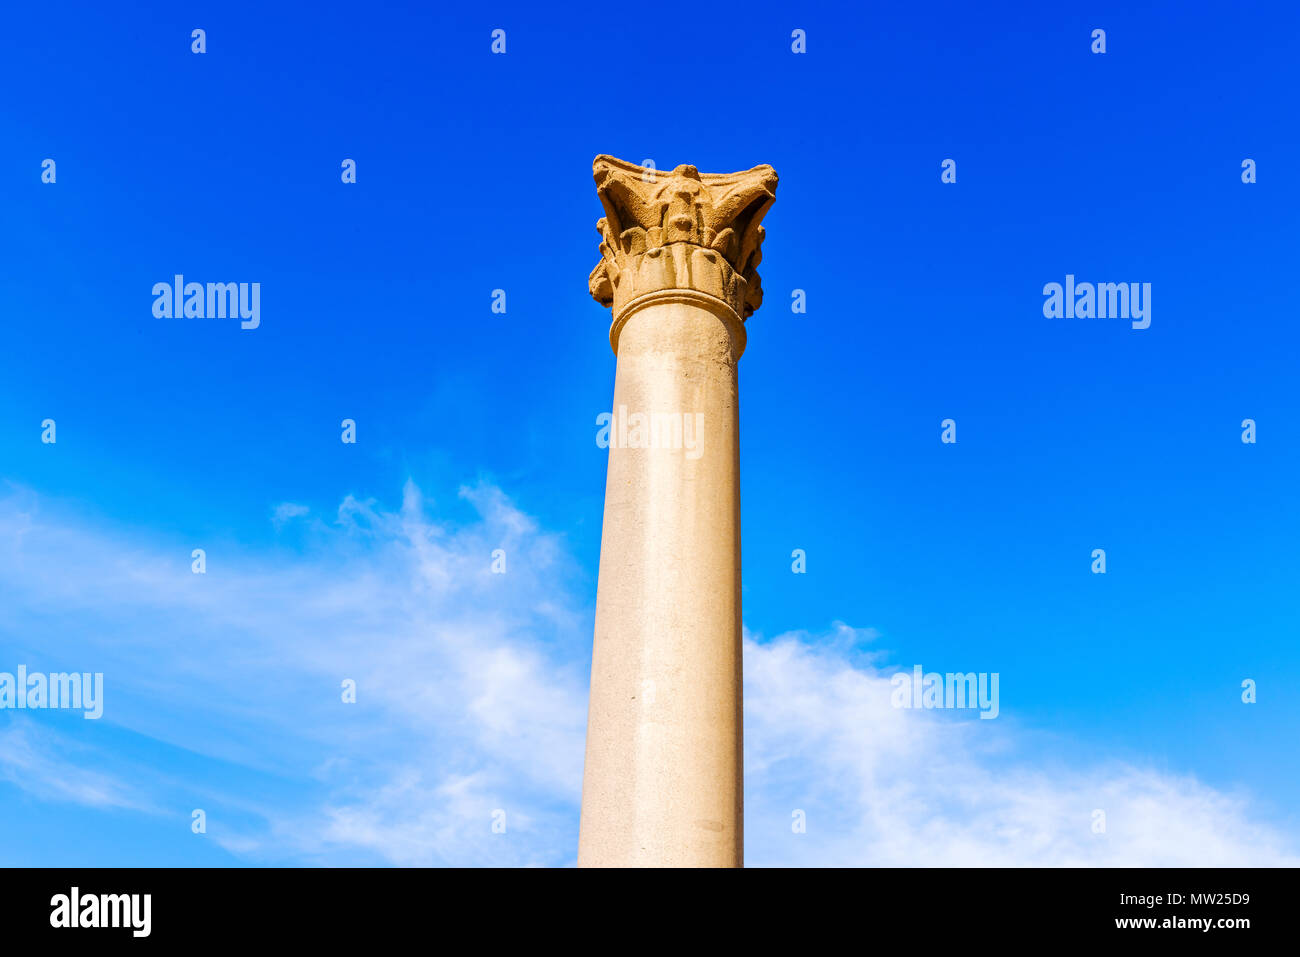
[0,722,152,813]
[743,628,1299,866]
[271,502,310,527]
[0,480,589,865]
[0,484,1294,866]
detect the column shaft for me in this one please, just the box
[579,155,776,868]
[578,298,744,867]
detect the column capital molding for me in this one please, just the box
[587,155,778,324]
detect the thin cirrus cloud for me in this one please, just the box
[743,626,1298,866]
[0,482,1293,866]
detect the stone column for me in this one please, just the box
[578,155,778,867]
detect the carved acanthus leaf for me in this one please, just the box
[589,155,777,319]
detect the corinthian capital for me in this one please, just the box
[588,155,778,322]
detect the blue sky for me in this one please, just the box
[1,0,1298,865]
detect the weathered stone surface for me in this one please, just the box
[579,155,777,868]
[588,155,778,323]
